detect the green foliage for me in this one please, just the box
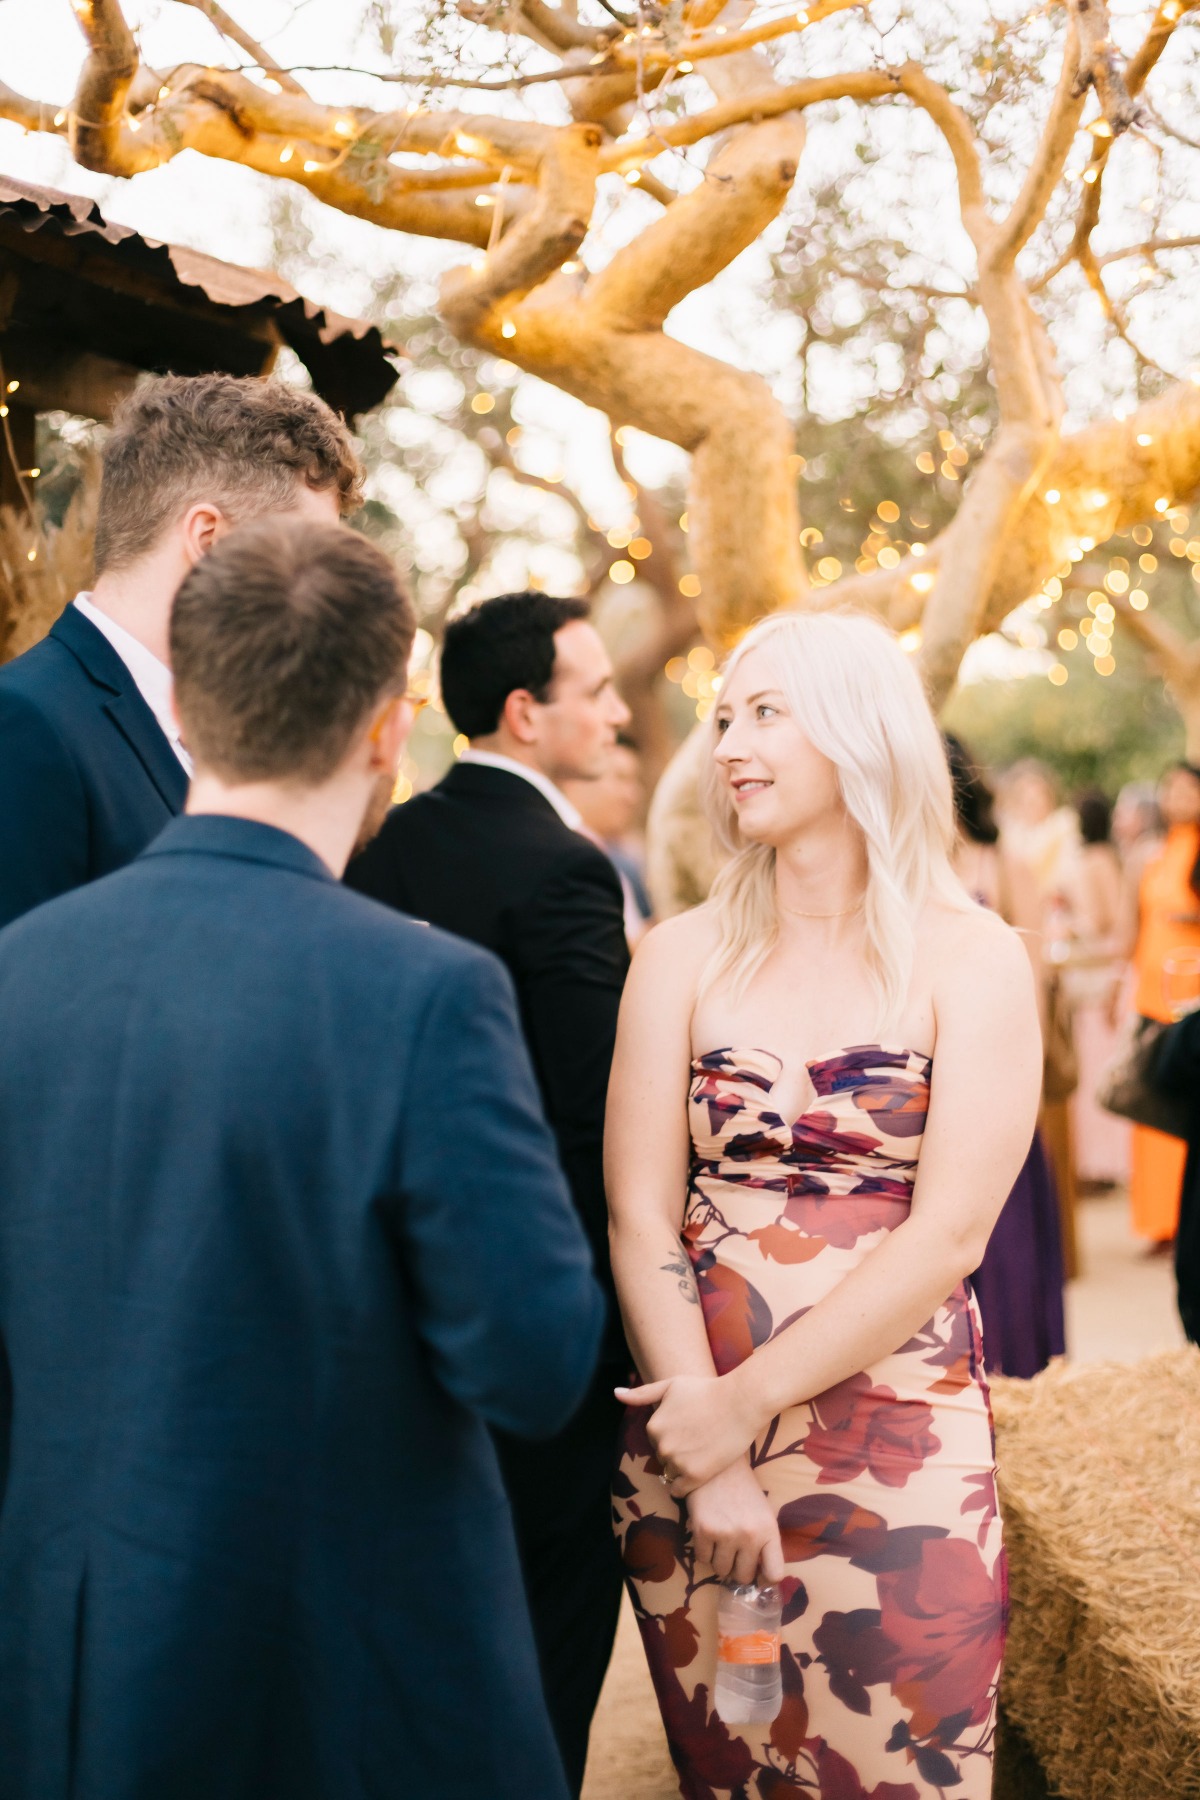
[945,661,1184,796]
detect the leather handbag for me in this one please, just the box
[1095,1014,1190,1139]
[1041,971,1079,1105]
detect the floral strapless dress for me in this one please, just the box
[613,1045,1006,1800]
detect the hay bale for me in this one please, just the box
[993,1350,1200,1800]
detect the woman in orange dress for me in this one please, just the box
[1129,764,1200,1245]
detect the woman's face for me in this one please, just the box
[1160,767,1200,827]
[712,645,843,847]
[1006,769,1056,826]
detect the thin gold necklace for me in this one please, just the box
[778,898,864,920]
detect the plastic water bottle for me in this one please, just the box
[714,1581,782,1724]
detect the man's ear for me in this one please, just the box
[179,502,230,567]
[367,694,411,775]
[501,686,539,746]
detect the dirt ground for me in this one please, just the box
[580,1189,1182,1800]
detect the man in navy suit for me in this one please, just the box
[0,372,362,930]
[0,519,603,1800]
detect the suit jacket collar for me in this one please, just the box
[141,814,337,884]
[51,605,189,814]
[438,759,569,823]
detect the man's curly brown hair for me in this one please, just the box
[93,374,364,574]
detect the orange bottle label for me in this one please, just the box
[718,1629,780,1666]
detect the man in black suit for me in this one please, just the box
[0,373,360,930]
[347,592,632,1795]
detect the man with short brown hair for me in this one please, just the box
[0,517,601,1800]
[0,372,361,930]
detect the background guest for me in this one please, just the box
[0,374,358,929]
[1127,762,1200,1250]
[947,735,1067,1378]
[562,734,654,948]
[1113,779,1165,891]
[1064,790,1130,1191]
[0,520,603,1800]
[1150,1004,1200,1342]
[998,757,1081,899]
[346,591,630,1798]
[996,757,1082,1250]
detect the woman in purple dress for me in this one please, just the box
[946,735,1066,1378]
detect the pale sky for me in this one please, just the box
[1,1,1197,687]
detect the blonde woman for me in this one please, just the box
[607,613,1041,1799]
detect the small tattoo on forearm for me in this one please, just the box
[661,1253,700,1305]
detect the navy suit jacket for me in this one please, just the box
[0,605,188,929]
[0,816,603,1800]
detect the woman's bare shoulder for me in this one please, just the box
[918,897,1036,1021]
[917,894,1030,978]
[633,902,722,978]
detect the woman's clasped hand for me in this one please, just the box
[614,1368,764,1496]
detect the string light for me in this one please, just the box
[280,145,294,163]
[1137,433,1154,447]
[501,320,517,338]
[679,574,701,597]
[1048,663,1068,686]
[609,560,635,584]
[6,380,18,394]
[1044,489,1060,504]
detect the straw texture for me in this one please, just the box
[992,1350,1200,1800]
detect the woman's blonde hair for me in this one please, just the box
[701,609,969,1029]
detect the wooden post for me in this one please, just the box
[0,399,36,515]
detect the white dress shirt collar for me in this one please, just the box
[74,594,193,775]
[457,747,582,832]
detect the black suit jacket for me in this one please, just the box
[1152,1013,1200,1344]
[347,762,630,1354]
[0,605,188,928]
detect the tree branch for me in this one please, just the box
[440,122,602,338]
[1062,3,1186,284]
[70,0,140,175]
[174,0,307,95]
[1095,234,1200,267]
[625,0,867,74]
[587,114,805,328]
[1070,0,1140,134]
[989,11,1085,269]
[459,0,615,52]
